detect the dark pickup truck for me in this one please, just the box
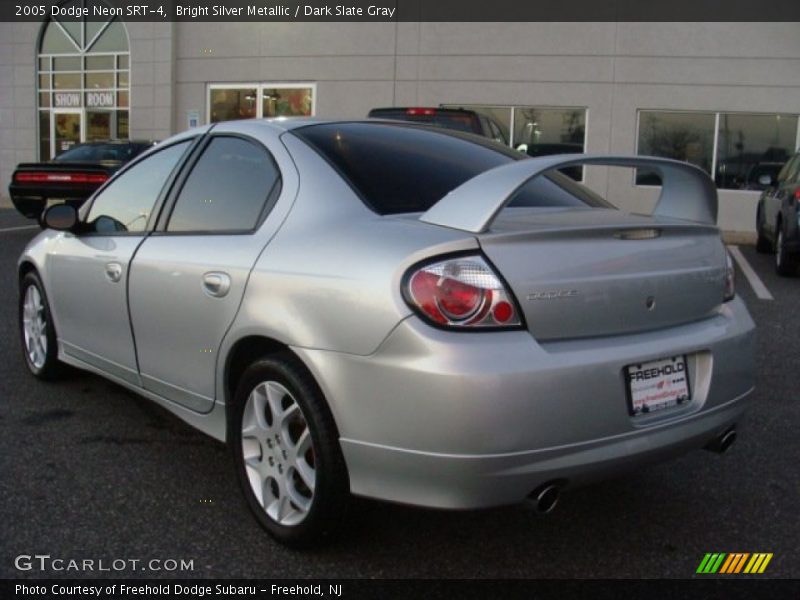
[9,140,155,219]
[368,107,509,145]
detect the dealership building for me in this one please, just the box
[1,17,799,235]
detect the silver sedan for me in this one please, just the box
[18,119,755,545]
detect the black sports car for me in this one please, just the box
[9,140,155,219]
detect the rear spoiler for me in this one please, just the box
[419,154,718,233]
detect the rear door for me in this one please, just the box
[128,127,289,412]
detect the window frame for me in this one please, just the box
[78,138,198,237]
[206,82,317,124]
[634,108,800,193]
[37,14,132,160]
[155,133,283,236]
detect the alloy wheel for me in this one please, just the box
[241,381,316,527]
[22,284,48,369]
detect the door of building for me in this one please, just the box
[52,110,82,158]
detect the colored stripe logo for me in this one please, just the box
[696,553,773,574]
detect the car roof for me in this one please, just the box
[69,139,157,146]
[233,116,478,134]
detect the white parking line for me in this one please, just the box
[728,245,774,301]
[0,224,38,233]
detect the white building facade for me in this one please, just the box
[1,20,799,235]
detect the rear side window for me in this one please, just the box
[294,122,610,215]
[167,136,281,233]
[294,122,514,214]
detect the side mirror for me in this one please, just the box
[758,174,773,187]
[41,203,78,231]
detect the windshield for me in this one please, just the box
[54,143,148,163]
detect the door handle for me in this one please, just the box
[202,272,231,298]
[104,262,123,283]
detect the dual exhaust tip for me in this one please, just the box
[526,426,738,515]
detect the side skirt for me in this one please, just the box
[59,347,228,443]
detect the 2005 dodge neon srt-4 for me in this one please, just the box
[18,119,755,545]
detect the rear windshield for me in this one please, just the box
[293,122,611,215]
[54,143,149,163]
[368,110,480,134]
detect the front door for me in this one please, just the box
[46,140,193,385]
[52,110,82,158]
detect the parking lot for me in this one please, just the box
[0,206,797,579]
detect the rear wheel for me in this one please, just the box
[19,271,64,379]
[229,355,348,546]
[775,226,798,276]
[755,207,771,253]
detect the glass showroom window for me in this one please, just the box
[716,113,799,190]
[513,107,586,181]
[636,110,800,189]
[442,105,588,180]
[37,4,130,159]
[636,111,716,185]
[208,84,316,123]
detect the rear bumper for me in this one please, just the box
[295,297,755,509]
[8,185,94,218]
[9,184,95,202]
[340,392,748,509]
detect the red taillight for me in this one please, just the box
[406,107,436,116]
[493,301,514,323]
[405,256,522,329]
[794,188,800,201]
[15,172,108,184]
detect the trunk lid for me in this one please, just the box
[479,208,728,341]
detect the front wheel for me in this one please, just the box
[19,271,63,379]
[775,227,798,276]
[229,355,349,546]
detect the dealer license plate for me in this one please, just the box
[625,355,690,416]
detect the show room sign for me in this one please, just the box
[53,91,114,108]
[87,91,114,108]
[54,92,80,108]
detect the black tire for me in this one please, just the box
[19,271,64,380]
[755,207,771,254]
[229,354,349,547]
[775,224,798,277]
